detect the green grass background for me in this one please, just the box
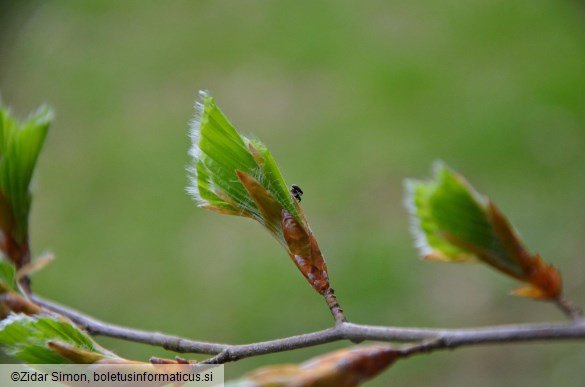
[1,1,584,385]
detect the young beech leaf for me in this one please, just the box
[0,105,51,270]
[0,313,118,363]
[405,162,562,299]
[226,344,400,387]
[187,91,330,293]
[0,260,18,293]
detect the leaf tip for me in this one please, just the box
[187,91,206,163]
[186,90,213,207]
[403,177,434,259]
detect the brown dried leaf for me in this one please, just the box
[0,292,42,317]
[510,253,562,299]
[240,344,400,387]
[282,210,330,293]
[488,202,562,299]
[237,169,331,293]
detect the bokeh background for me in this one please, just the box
[1,1,584,385]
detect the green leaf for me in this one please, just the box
[187,91,302,246]
[0,313,117,364]
[405,162,505,261]
[0,260,18,293]
[0,104,51,246]
[187,91,331,293]
[405,162,562,299]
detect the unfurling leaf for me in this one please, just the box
[0,105,51,271]
[187,91,330,293]
[0,313,119,363]
[0,308,198,371]
[405,162,562,299]
[227,344,400,387]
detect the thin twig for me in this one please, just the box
[32,296,585,364]
[31,296,228,354]
[322,287,346,324]
[555,295,583,321]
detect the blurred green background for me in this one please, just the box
[1,0,584,385]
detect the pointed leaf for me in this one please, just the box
[405,161,562,299]
[187,91,330,293]
[0,104,50,275]
[0,105,51,246]
[187,91,300,230]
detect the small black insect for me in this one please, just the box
[290,184,304,202]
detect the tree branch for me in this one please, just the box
[31,295,227,354]
[31,296,585,364]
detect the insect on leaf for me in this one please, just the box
[187,91,330,293]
